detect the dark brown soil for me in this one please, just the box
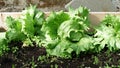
[0,42,120,68]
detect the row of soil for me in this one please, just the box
[0,42,120,68]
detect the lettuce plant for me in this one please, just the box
[41,7,94,58]
[94,15,120,51]
[5,5,45,46]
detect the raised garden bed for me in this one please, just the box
[1,6,120,68]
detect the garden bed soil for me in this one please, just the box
[0,43,120,68]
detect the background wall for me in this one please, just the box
[0,0,71,12]
[65,0,117,12]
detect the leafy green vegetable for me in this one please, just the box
[21,5,45,37]
[0,33,9,56]
[2,5,120,59]
[6,5,45,46]
[42,6,93,58]
[0,39,9,56]
[94,15,120,51]
[0,32,6,39]
[20,5,45,46]
[58,18,88,42]
[41,11,70,40]
[5,16,26,42]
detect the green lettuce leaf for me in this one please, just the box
[94,15,120,51]
[41,11,70,40]
[42,6,93,58]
